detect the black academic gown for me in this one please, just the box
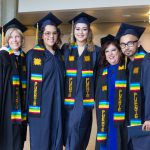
[95,65,128,150]
[26,49,64,150]
[62,45,100,150]
[127,48,150,150]
[0,50,26,150]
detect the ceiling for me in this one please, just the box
[17,5,150,26]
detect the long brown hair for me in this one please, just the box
[99,40,125,67]
[38,24,62,50]
[69,23,95,52]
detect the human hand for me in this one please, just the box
[142,121,150,131]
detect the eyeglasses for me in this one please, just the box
[120,40,138,49]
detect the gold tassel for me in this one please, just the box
[35,23,39,45]
[70,20,74,45]
[1,27,4,47]
[125,56,127,69]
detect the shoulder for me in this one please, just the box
[26,49,35,61]
[61,43,70,50]
[61,43,70,56]
[94,45,101,51]
[144,52,150,61]
[22,50,26,55]
[93,45,101,54]
[0,49,10,59]
[142,52,150,65]
[0,46,9,51]
[26,48,37,56]
[0,50,11,66]
[141,53,150,71]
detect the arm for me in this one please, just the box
[141,54,150,131]
[0,53,4,121]
[25,50,33,122]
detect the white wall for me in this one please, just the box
[24,22,150,52]
[18,0,150,12]
[1,0,17,24]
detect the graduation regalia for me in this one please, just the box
[62,43,100,150]
[62,12,100,150]
[26,13,64,150]
[127,47,150,150]
[100,34,114,47]
[0,19,27,150]
[95,63,127,150]
[116,23,150,150]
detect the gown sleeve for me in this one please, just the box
[25,50,33,122]
[141,53,150,121]
[0,52,4,123]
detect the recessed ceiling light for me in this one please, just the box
[122,14,131,17]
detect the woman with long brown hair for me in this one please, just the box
[26,12,64,150]
[61,12,100,150]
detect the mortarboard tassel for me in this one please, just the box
[1,27,4,47]
[125,56,127,69]
[70,20,74,45]
[35,23,39,45]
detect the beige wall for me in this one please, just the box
[24,22,150,52]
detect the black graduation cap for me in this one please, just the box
[101,34,115,46]
[68,12,97,25]
[115,23,145,40]
[0,18,27,34]
[34,12,62,31]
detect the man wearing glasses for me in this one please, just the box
[116,23,150,150]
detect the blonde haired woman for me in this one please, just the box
[0,18,27,150]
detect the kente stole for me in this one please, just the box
[64,44,95,109]
[28,45,44,117]
[96,64,127,149]
[8,47,27,124]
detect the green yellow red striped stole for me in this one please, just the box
[28,44,44,117]
[63,44,95,109]
[95,64,126,149]
[129,50,146,126]
[64,44,77,109]
[7,47,27,124]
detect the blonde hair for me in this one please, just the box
[4,28,25,48]
[69,23,95,52]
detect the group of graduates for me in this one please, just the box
[0,11,150,150]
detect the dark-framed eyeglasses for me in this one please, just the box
[120,40,138,49]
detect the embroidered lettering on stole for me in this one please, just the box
[86,78,90,97]
[68,78,73,97]
[101,110,106,132]
[33,82,38,106]
[118,90,122,112]
[134,92,138,118]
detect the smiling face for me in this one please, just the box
[74,23,89,43]
[42,25,58,50]
[105,43,121,65]
[8,30,22,52]
[120,34,139,59]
